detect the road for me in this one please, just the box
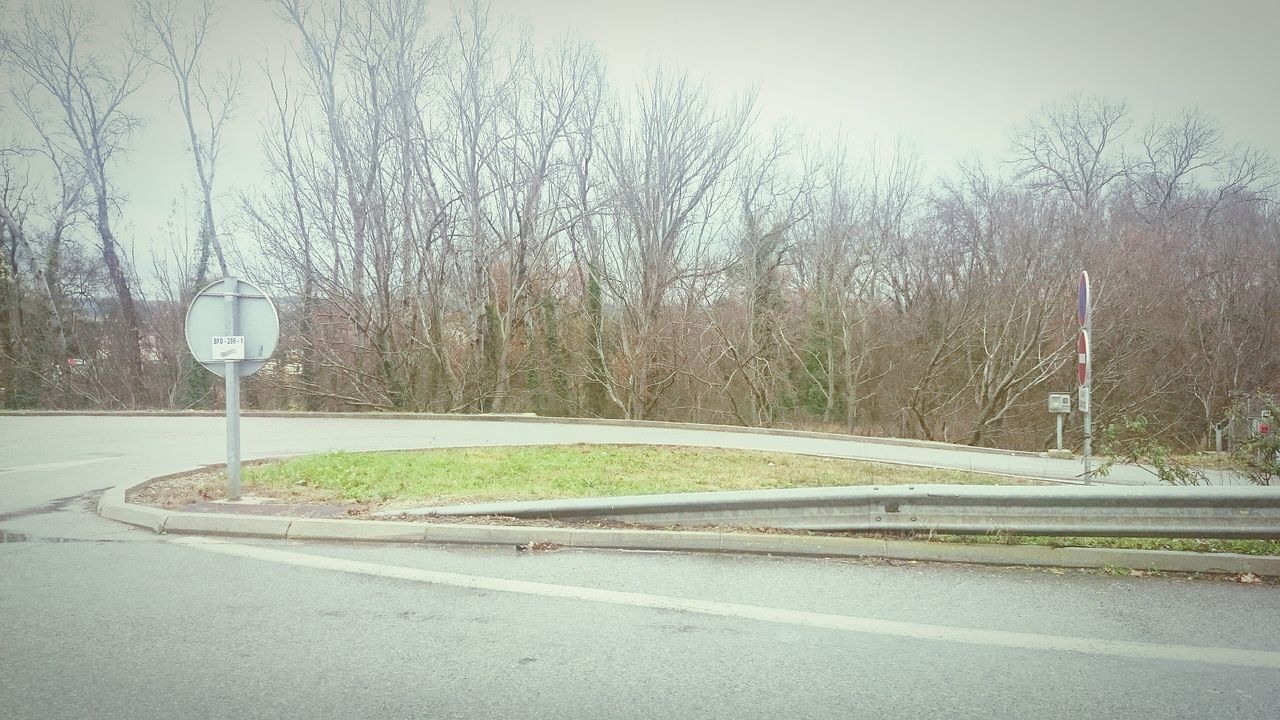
[2,415,1277,719]
[0,413,1198,503]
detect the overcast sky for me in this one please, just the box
[6,0,1280,273]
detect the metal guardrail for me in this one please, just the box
[391,485,1280,539]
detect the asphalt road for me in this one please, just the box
[0,413,1201,500]
[2,415,1277,720]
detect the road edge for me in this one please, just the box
[96,478,1279,577]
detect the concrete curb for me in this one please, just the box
[3,409,1046,459]
[97,477,1280,576]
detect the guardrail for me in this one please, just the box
[391,485,1280,539]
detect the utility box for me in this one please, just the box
[1048,393,1071,413]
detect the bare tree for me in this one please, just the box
[429,2,525,411]
[789,139,917,433]
[704,127,810,426]
[138,0,240,287]
[1011,94,1130,217]
[0,155,72,363]
[274,0,402,407]
[1,0,149,396]
[587,70,755,419]
[1130,107,1220,220]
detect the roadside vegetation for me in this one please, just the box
[242,445,1021,505]
[2,2,1276,464]
[1098,399,1280,486]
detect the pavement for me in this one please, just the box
[3,414,1280,719]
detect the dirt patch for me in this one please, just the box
[127,467,225,509]
[128,464,368,516]
[369,509,826,534]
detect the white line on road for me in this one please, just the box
[171,536,1280,670]
[0,456,117,475]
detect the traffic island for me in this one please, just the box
[101,447,1280,581]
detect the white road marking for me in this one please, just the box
[0,456,117,474]
[171,536,1280,670]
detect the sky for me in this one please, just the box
[4,0,1279,279]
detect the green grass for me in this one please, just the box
[242,444,1018,505]
[917,533,1280,556]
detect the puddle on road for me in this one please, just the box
[0,487,113,523]
[1,487,148,545]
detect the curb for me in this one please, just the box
[97,479,1280,577]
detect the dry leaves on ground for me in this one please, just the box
[516,541,565,553]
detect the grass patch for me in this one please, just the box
[912,532,1280,556]
[242,443,1020,505]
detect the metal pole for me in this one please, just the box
[1083,306,1093,485]
[1056,413,1064,451]
[223,277,241,500]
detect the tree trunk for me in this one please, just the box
[0,204,68,359]
[95,191,143,401]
